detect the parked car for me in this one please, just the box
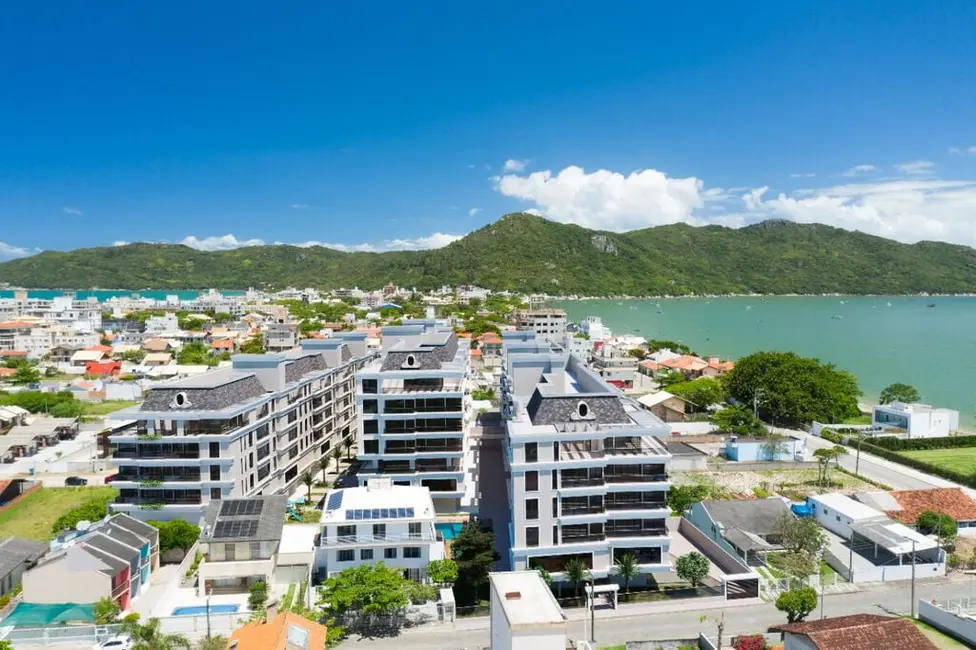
[64,476,88,486]
[92,635,132,650]
[103,473,119,484]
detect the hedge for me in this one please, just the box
[863,435,976,452]
[857,441,976,489]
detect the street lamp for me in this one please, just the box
[588,579,595,644]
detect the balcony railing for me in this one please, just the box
[385,444,464,454]
[561,505,605,515]
[416,462,461,473]
[605,527,667,538]
[605,474,668,484]
[606,501,667,511]
[561,533,606,543]
[117,470,202,482]
[113,446,200,459]
[331,532,434,545]
[560,476,604,488]
[184,419,245,436]
[116,495,202,506]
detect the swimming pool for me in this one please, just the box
[435,522,464,540]
[171,604,240,617]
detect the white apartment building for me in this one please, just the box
[145,313,180,334]
[8,327,98,359]
[562,332,594,360]
[314,479,444,582]
[514,309,567,342]
[109,334,372,522]
[872,401,960,438]
[265,322,299,353]
[579,316,608,341]
[501,332,672,583]
[355,321,476,514]
[9,294,103,332]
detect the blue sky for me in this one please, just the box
[2,1,976,259]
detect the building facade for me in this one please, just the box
[314,479,445,582]
[355,321,476,514]
[110,336,372,522]
[872,401,960,438]
[514,309,567,342]
[501,333,673,583]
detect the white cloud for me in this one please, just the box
[842,164,877,177]
[494,165,704,231]
[949,146,976,156]
[467,164,477,169]
[290,203,310,209]
[895,160,935,175]
[503,159,528,172]
[468,208,481,217]
[63,207,83,215]
[0,241,39,261]
[112,241,128,247]
[790,172,816,178]
[179,234,266,251]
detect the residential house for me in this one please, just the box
[22,545,132,610]
[501,332,673,583]
[314,479,445,582]
[723,435,801,462]
[85,360,122,377]
[265,322,299,353]
[70,349,108,367]
[489,571,568,650]
[49,344,82,364]
[228,609,328,650]
[210,339,235,354]
[142,337,175,354]
[636,391,690,423]
[197,495,287,597]
[686,498,793,564]
[143,352,173,367]
[857,488,976,538]
[872,401,960,438]
[770,614,937,649]
[0,538,47,597]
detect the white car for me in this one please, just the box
[93,635,133,650]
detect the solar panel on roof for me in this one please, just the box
[213,519,258,539]
[326,492,344,512]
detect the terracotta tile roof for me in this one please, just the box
[0,368,17,377]
[770,614,936,650]
[470,349,483,358]
[228,611,327,650]
[210,339,234,349]
[0,350,28,358]
[661,355,710,371]
[0,321,33,329]
[709,360,735,372]
[887,488,976,524]
[142,338,171,352]
[85,361,122,376]
[85,345,113,353]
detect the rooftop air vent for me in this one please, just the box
[571,400,595,421]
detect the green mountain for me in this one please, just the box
[2,213,976,295]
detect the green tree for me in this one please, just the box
[93,596,121,624]
[343,436,354,460]
[775,587,818,623]
[147,520,201,553]
[627,348,647,360]
[176,342,216,367]
[52,499,113,535]
[122,617,192,650]
[300,470,315,503]
[330,446,343,474]
[879,382,921,405]
[669,377,726,411]
[778,514,828,558]
[667,484,710,515]
[812,445,846,487]
[248,581,268,612]
[712,405,767,436]
[404,581,438,604]
[917,510,958,541]
[196,636,228,650]
[535,566,553,586]
[11,364,41,385]
[427,559,459,585]
[562,557,591,602]
[613,552,639,594]
[239,334,264,354]
[776,550,818,578]
[0,641,13,650]
[657,369,688,389]
[122,349,146,363]
[675,552,709,587]
[316,563,409,635]
[725,351,861,425]
[759,438,791,461]
[450,521,500,606]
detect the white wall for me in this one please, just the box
[919,600,976,646]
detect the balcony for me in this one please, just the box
[113,444,200,459]
[605,500,667,511]
[116,492,202,506]
[416,460,461,473]
[331,532,435,545]
[184,417,246,437]
[381,379,463,394]
[605,524,667,538]
[605,473,668,484]
[560,473,604,488]
[385,442,464,454]
[117,468,202,482]
[560,533,606,543]
[561,505,605,516]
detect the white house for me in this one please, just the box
[872,401,959,438]
[489,571,568,650]
[808,492,890,538]
[314,479,445,583]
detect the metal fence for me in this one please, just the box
[1,613,245,647]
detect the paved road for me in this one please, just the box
[351,576,976,649]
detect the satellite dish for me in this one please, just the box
[76,520,91,532]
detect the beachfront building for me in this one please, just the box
[872,401,960,438]
[313,479,444,582]
[501,332,673,584]
[514,309,567,343]
[354,321,476,514]
[109,337,372,522]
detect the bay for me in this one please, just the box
[553,296,976,426]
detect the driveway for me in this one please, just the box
[474,435,511,571]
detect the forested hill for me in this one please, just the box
[2,213,976,295]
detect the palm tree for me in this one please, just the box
[343,436,354,460]
[308,459,322,484]
[196,636,228,650]
[300,470,314,503]
[123,617,191,650]
[330,446,343,474]
[614,552,639,594]
[562,557,591,604]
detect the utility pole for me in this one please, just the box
[206,586,212,640]
[855,433,863,476]
[753,388,764,418]
[911,539,917,618]
[848,529,855,583]
[589,580,596,644]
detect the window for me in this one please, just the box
[337,549,354,562]
[553,441,560,461]
[373,524,387,540]
[408,522,422,539]
[209,442,220,458]
[526,527,539,547]
[362,379,377,394]
[210,465,221,481]
[525,471,538,492]
[551,469,558,488]
[210,488,222,500]
[836,515,841,522]
[363,420,379,435]
[337,525,355,538]
[526,499,539,520]
[552,526,558,544]
[404,547,421,558]
[384,548,397,559]
[361,549,374,560]
[577,402,589,418]
[226,544,236,561]
[552,497,558,517]
[363,400,378,414]
[525,442,538,463]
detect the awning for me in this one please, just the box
[851,519,938,554]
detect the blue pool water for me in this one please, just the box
[171,604,240,616]
[436,522,464,540]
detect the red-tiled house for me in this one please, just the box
[886,488,976,534]
[85,360,122,377]
[210,338,235,352]
[84,344,114,355]
[770,614,937,649]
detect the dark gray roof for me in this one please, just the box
[379,333,459,372]
[285,354,327,384]
[0,538,46,577]
[202,495,287,543]
[82,533,140,564]
[665,442,707,456]
[701,498,792,537]
[108,514,159,546]
[141,375,267,412]
[100,522,149,551]
[526,393,630,426]
[80,544,130,575]
[341,346,352,362]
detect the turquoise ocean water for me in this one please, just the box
[0,290,245,301]
[553,296,976,426]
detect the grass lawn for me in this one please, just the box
[82,400,139,416]
[913,620,970,649]
[900,447,976,474]
[0,486,117,541]
[841,414,873,425]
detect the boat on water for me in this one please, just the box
[886,302,892,307]
[831,314,842,320]
[927,302,937,308]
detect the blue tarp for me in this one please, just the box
[2,602,96,627]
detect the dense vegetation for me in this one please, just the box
[4,214,976,295]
